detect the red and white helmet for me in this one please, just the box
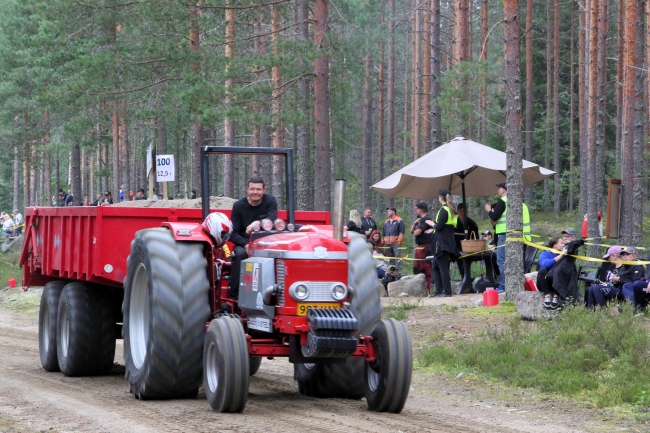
[202,212,233,246]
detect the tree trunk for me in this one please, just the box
[552,0,560,216]
[503,0,523,302]
[524,0,533,205]
[386,0,395,206]
[569,3,575,212]
[631,0,645,246]
[453,0,469,63]
[377,4,386,212]
[422,0,432,153]
[71,141,81,206]
[480,0,488,144]
[13,147,19,209]
[411,1,421,160]
[578,2,587,217]
[297,0,311,210]
[112,104,120,201]
[586,0,599,246]
[44,110,51,207]
[595,0,608,215]
[190,1,204,194]
[431,0,441,150]
[271,4,283,205]
[313,0,331,211]
[23,112,30,207]
[615,0,624,166]
[361,54,373,208]
[543,0,552,212]
[223,3,235,198]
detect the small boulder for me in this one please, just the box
[387,274,428,297]
[515,291,557,320]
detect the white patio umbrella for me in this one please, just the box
[372,136,555,202]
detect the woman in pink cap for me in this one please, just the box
[585,246,626,308]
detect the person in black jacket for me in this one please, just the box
[585,246,643,308]
[346,209,363,234]
[425,189,460,298]
[360,208,377,238]
[228,176,278,300]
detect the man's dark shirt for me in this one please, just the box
[230,194,278,247]
[414,214,433,245]
[360,216,377,236]
[454,215,479,251]
[487,198,506,233]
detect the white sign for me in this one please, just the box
[156,154,175,182]
[146,146,152,176]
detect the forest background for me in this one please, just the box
[0,0,646,249]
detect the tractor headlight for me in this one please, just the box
[291,284,309,300]
[331,284,347,301]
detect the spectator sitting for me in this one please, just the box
[619,247,648,307]
[135,189,147,200]
[2,214,15,235]
[561,228,577,249]
[369,230,383,251]
[586,246,643,308]
[537,237,566,309]
[92,192,103,206]
[369,240,388,278]
[346,210,363,234]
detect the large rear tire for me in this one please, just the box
[365,318,412,413]
[203,316,250,412]
[39,281,66,372]
[56,282,116,376]
[123,228,210,400]
[294,233,383,398]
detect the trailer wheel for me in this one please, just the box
[123,228,210,400]
[203,316,249,412]
[249,357,262,376]
[294,233,383,398]
[57,282,116,376]
[365,318,412,413]
[39,281,66,372]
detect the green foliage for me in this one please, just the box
[418,303,650,408]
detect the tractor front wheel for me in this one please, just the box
[203,316,250,412]
[365,318,412,413]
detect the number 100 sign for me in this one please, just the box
[156,155,175,182]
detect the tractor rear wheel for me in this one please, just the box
[294,233,383,398]
[203,316,250,412]
[123,228,210,400]
[39,280,66,372]
[365,318,412,413]
[249,356,262,376]
[56,282,116,376]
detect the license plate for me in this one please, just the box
[296,303,340,316]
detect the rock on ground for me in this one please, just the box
[387,273,427,297]
[110,196,237,209]
[515,291,557,320]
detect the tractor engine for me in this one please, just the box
[238,230,359,358]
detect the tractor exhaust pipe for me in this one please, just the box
[332,179,346,241]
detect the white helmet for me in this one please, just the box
[202,212,233,246]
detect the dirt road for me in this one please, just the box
[0,291,590,433]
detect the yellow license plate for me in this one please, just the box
[296,303,340,316]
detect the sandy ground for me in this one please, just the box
[0,289,636,433]
[111,196,237,209]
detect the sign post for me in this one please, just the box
[156,154,175,200]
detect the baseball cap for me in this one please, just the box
[414,203,428,211]
[439,189,451,197]
[561,228,577,237]
[386,207,397,212]
[13,208,18,213]
[105,191,111,196]
[621,246,638,255]
[603,245,622,259]
[483,230,492,235]
[496,182,507,190]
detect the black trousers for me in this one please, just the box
[536,267,556,296]
[229,245,248,300]
[431,253,452,296]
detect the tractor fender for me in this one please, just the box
[161,221,213,244]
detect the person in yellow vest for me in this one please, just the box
[425,189,460,297]
[483,182,531,293]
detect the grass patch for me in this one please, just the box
[418,303,650,408]
[383,298,422,321]
[0,250,21,288]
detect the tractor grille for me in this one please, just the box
[298,282,340,302]
[276,261,285,306]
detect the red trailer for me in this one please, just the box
[21,146,412,414]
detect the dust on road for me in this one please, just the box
[0,289,591,433]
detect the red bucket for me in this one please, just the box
[8,278,16,289]
[483,289,499,307]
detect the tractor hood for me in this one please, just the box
[251,231,349,260]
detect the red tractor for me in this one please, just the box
[24,146,413,414]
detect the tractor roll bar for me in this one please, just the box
[200,146,295,225]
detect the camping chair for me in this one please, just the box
[524,245,539,273]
